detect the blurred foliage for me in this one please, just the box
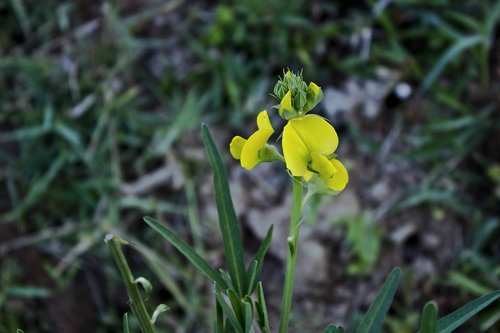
[332,213,383,275]
[0,0,499,332]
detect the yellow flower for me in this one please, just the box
[282,115,348,192]
[230,110,275,170]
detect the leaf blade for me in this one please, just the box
[419,301,438,333]
[201,124,246,295]
[355,267,401,333]
[215,290,244,333]
[143,216,227,290]
[436,290,500,333]
[246,224,274,294]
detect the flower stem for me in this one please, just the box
[106,234,157,333]
[278,177,304,333]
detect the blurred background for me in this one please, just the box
[0,0,499,332]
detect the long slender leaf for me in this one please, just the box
[419,301,438,333]
[123,313,130,333]
[151,304,169,324]
[246,224,274,294]
[215,299,225,333]
[436,290,500,333]
[143,216,227,290]
[215,290,243,333]
[219,269,236,291]
[201,124,246,295]
[228,289,243,323]
[356,267,401,333]
[242,297,253,333]
[245,260,259,297]
[255,282,271,333]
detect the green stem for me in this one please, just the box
[106,234,157,333]
[278,177,304,333]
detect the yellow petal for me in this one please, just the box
[256,110,273,131]
[278,90,294,117]
[282,121,309,176]
[229,136,247,160]
[304,170,314,182]
[310,152,337,180]
[327,159,348,191]
[287,115,338,155]
[241,129,274,170]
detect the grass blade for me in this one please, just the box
[436,290,500,333]
[201,124,246,296]
[143,216,227,290]
[355,267,401,333]
[421,34,483,91]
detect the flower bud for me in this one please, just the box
[273,81,285,100]
[293,90,307,110]
[258,144,284,163]
[303,82,323,113]
[273,70,323,119]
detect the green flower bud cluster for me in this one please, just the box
[273,71,308,107]
[273,70,324,120]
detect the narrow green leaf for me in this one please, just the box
[255,282,271,333]
[219,269,236,292]
[106,234,157,333]
[3,155,66,222]
[143,216,227,290]
[6,286,51,298]
[151,304,169,324]
[134,277,153,299]
[484,0,500,36]
[224,319,237,333]
[436,290,500,333]
[246,225,274,294]
[215,290,244,333]
[202,124,246,296]
[215,298,225,333]
[242,299,253,333]
[323,325,345,333]
[228,289,242,322]
[356,267,401,333]
[123,313,130,333]
[245,260,259,296]
[448,271,493,296]
[419,301,438,333]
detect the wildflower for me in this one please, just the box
[282,115,348,192]
[230,110,281,170]
[230,70,348,193]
